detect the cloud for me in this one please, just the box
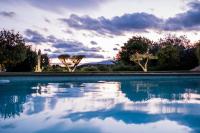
[60,1,200,34]
[25,29,47,43]
[60,13,163,35]
[49,52,104,59]
[53,40,104,58]
[164,0,200,31]
[53,41,102,53]
[113,48,119,51]
[44,18,51,23]
[0,0,107,11]
[0,11,15,18]
[83,53,104,58]
[44,49,52,52]
[63,30,73,34]
[90,41,98,45]
[25,29,61,44]
[24,29,104,58]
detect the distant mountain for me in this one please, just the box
[81,60,115,66]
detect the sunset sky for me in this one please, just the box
[1,0,200,64]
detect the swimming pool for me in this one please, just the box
[0,76,200,133]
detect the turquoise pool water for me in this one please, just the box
[0,76,200,133]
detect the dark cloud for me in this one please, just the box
[164,1,200,31]
[60,13,163,35]
[24,29,104,58]
[49,52,104,59]
[44,18,51,23]
[90,41,98,45]
[25,29,61,44]
[53,41,103,58]
[113,48,119,51]
[0,11,15,18]
[54,41,102,52]
[48,54,60,58]
[64,30,73,34]
[59,1,200,34]
[44,49,52,52]
[25,29,47,43]
[83,53,104,58]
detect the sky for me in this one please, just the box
[1,0,200,64]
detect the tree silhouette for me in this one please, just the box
[0,30,27,71]
[58,54,85,72]
[196,41,200,65]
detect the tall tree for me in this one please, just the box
[117,36,152,65]
[158,35,190,48]
[41,54,50,70]
[196,41,200,65]
[157,35,193,70]
[58,54,85,72]
[11,48,37,72]
[0,30,27,71]
[157,45,180,70]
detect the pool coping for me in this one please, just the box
[0,72,200,76]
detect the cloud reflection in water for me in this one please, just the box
[0,77,200,133]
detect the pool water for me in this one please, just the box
[0,76,200,133]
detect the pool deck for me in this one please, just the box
[0,72,200,76]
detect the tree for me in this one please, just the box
[195,41,200,65]
[41,54,50,71]
[157,35,192,70]
[158,35,190,48]
[11,48,37,72]
[0,30,27,71]
[58,54,85,72]
[157,45,180,70]
[130,51,157,72]
[117,36,152,65]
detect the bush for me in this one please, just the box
[111,64,141,71]
[80,66,99,72]
[97,65,111,71]
[44,65,66,72]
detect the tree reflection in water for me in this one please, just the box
[0,77,200,133]
[0,82,38,119]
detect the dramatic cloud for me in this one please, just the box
[164,1,200,31]
[50,52,104,59]
[53,41,102,53]
[60,13,163,35]
[24,29,103,58]
[0,11,15,18]
[25,29,47,43]
[25,29,62,44]
[78,53,104,58]
[60,1,200,34]
[53,41,104,58]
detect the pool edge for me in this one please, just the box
[0,72,200,76]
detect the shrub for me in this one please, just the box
[80,66,99,72]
